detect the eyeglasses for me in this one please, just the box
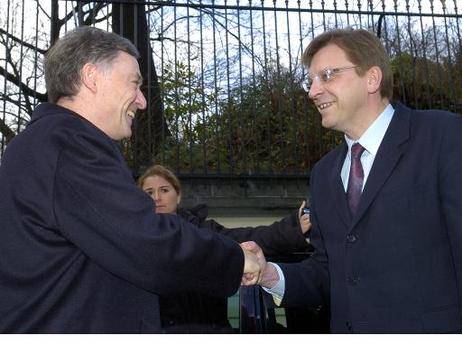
[302,66,359,92]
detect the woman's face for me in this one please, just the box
[141,175,180,214]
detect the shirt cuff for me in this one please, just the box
[261,262,285,306]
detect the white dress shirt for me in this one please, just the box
[263,104,395,301]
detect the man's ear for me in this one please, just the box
[366,66,383,95]
[81,63,99,93]
[177,193,181,205]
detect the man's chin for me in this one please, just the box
[321,118,332,129]
[121,129,132,139]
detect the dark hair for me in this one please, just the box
[137,165,181,195]
[44,26,139,103]
[302,28,393,100]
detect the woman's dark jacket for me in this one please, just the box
[160,204,311,333]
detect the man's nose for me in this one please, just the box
[136,88,147,110]
[308,78,323,99]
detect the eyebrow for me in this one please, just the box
[144,185,172,190]
[158,185,172,189]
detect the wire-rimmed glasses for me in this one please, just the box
[302,66,359,92]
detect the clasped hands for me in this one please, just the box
[240,241,267,286]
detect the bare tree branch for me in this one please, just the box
[57,1,111,29]
[0,118,16,144]
[0,28,47,55]
[83,2,111,25]
[0,65,47,103]
[34,0,51,20]
[6,57,35,114]
[0,93,34,118]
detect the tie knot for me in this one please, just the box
[351,143,365,159]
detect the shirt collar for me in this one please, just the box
[344,103,395,156]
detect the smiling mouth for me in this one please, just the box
[317,101,335,110]
[127,110,135,119]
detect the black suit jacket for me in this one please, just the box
[278,103,462,333]
[0,103,243,333]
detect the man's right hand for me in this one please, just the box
[241,241,266,285]
[241,246,261,285]
[241,241,281,288]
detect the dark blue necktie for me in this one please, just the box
[347,143,365,216]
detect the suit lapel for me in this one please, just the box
[350,103,411,229]
[329,143,352,227]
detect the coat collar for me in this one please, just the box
[29,103,77,124]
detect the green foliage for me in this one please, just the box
[391,52,462,112]
[154,47,462,177]
[154,62,341,175]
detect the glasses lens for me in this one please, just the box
[321,68,334,82]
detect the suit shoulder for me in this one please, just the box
[406,106,462,136]
[391,102,459,133]
[403,104,459,124]
[7,104,115,162]
[29,103,94,133]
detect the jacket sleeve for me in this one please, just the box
[201,212,309,257]
[52,126,243,298]
[279,164,330,309]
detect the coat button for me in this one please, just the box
[346,233,357,243]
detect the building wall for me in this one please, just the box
[180,176,310,218]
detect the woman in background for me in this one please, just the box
[138,164,311,333]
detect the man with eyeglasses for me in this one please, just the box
[242,28,462,333]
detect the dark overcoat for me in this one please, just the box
[0,103,243,333]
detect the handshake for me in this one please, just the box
[240,241,279,288]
